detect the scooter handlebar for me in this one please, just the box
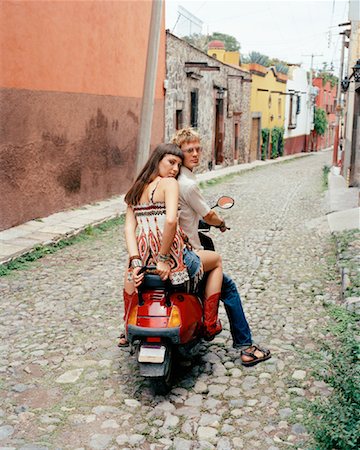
[198,220,230,231]
[138,265,157,275]
[198,219,210,231]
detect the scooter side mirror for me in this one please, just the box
[216,196,234,209]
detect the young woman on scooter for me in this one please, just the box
[120,143,223,345]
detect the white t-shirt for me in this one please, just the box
[178,166,211,250]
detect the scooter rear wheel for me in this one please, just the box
[150,353,173,395]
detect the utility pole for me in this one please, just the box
[135,0,163,175]
[302,53,323,86]
[333,22,350,167]
[333,31,347,166]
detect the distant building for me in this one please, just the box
[284,66,317,154]
[312,77,337,150]
[165,32,252,171]
[207,41,241,66]
[243,63,287,160]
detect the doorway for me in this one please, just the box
[215,98,224,164]
[234,122,239,160]
[250,117,260,161]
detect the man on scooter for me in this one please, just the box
[172,127,271,367]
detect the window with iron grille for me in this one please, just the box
[190,90,199,128]
[288,94,297,129]
[176,110,183,130]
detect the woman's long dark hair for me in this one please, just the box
[125,143,183,206]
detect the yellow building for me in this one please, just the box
[207,41,240,66]
[242,63,287,160]
[246,65,287,128]
[207,40,288,160]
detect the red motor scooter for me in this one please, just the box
[123,196,234,394]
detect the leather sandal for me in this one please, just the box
[117,333,129,347]
[240,344,271,367]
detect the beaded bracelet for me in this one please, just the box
[129,255,141,262]
[158,253,171,263]
[131,259,142,269]
[129,255,142,269]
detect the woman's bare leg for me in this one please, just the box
[197,250,223,297]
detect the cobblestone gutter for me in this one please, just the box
[335,229,360,314]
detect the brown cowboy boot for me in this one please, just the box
[203,292,222,341]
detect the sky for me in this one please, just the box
[165,0,350,73]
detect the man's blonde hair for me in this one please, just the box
[171,127,201,148]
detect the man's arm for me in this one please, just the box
[203,209,226,230]
[185,183,227,231]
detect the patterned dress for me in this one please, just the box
[133,201,190,286]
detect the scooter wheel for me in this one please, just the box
[150,359,173,395]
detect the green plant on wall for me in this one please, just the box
[261,128,270,160]
[318,70,338,88]
[314,107,328,136]
[244,51,270,67]
[270,127,285,158]
[243,53,291,72]
[274,63,289,75]
[278,128,284,156]
[182,31,241,52]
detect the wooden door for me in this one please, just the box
[215,99,224,164]
[250,117,260,161]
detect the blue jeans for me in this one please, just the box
[183,247,201,278]
[221,273,252,348]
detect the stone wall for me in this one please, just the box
[165,32,251,172]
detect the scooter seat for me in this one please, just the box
[142,274,168,290]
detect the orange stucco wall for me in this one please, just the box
[0,0,165,99]
[312,78,336,150]
[0,0,165,230]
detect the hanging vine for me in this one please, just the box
[261,128,270,160]
[271,127,285,158]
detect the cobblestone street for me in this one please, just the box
[1,151,339,450]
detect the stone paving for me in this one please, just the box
[0,151,339,449]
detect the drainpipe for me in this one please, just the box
[333,33,346,166]
[135,0,163,175]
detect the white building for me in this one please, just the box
[284,66,317,154]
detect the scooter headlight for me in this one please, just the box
[168,305,181,328]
